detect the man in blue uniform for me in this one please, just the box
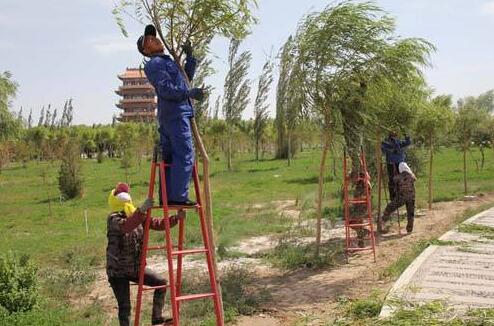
[137,25,205,206]
[381,132,411,201]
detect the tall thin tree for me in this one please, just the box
[222,39,252,170]
[253,58,274,161]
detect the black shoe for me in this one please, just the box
[168,200,197,206]
[152,317,173,325]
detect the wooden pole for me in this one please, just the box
[374,130,382,235]
[428,132,433,210]
[316,134,330,257]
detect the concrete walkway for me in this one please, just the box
[380,206,494,317]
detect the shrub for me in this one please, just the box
[405,147,425,176]
[58,140,83,199]
[0,252,38,313]
[96,151,104,163]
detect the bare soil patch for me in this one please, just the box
[85,195,494,325]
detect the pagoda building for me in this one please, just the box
[115,68,157,122]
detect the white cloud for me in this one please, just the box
[481,1,494,15]
[90,37,135,55]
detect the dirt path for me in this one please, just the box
[238,194,494,325]
[84,194,494,325]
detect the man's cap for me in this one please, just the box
[137,24,157,55]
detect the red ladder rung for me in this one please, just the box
[176,293,215,302]
[172,248,208,256]
[347,223,371,227]
[143,285,170,291]
[147,245,166,251]
[150,205,200,210]
[347,247,374,252]
[347,236,373,241]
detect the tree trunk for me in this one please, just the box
[463,148,468,195]
[480,147,485,172]
[287,131,292,167]
[255,135,259,161]
[428,133,433,210]
[316,135,330,258]
[227,132,232,171]
[374,130,383,234]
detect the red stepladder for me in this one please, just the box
[134,149,224,326]
[343,149,377,262]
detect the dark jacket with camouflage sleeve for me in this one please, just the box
[106,210,179,278]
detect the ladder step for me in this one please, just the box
[348,198,368,204]
[172,248,208,256]
[147,245,166,251]
[347,223,371,227]
[143,284,170,291]
[347,236,373,241]
[151,204,200,210]
[347,247,374,252]
[175,293,215,302]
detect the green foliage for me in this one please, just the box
[381,240,431,278]
[265,238,345,270]
[58,140,84,199]
[180,265,269,324]
[405,147,426,176]
[457,223,494,238]
[415,95,454,147]
[0,252,38,313]
[221,265,270,315]
[223,38,252,170]
[0,71,21,142]
[345,293,383,319]
[253,57,274,160]
[294,1,434,159]
[113,0,258,61]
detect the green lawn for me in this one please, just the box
[1,147,494,266]
[1,146,494,325]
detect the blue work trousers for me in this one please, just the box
[160,116,195,202]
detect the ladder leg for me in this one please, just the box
[175,212,185,314]
[192,166,223,326]
[158,162,179,326]
[134,162,157,326]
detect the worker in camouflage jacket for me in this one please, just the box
[381,132,411,201]
[106,182,183,326]
[381,162,416,234]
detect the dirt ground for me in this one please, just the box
[237,193,494,325]
[82,194,494,325]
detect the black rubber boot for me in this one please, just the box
[406,218,414,234]
[152,317,173,325]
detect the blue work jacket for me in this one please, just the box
[381,136,411,164]
[144,54,197,122]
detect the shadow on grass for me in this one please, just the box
[284,175,334,185]
[247,167,279,173]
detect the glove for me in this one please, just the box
[188,87,206,101]
[182,40,193,57]
[139,198,154,214]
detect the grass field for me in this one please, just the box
[1,146,494,324]
[1,147,494,265]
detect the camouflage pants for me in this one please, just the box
[382,195,415,221]
[109,269,166,326]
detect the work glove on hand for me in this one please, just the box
[182,40,193,57]
[138,198,155,214]
[188,87,206,101]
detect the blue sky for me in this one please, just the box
[2,0,494,125]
